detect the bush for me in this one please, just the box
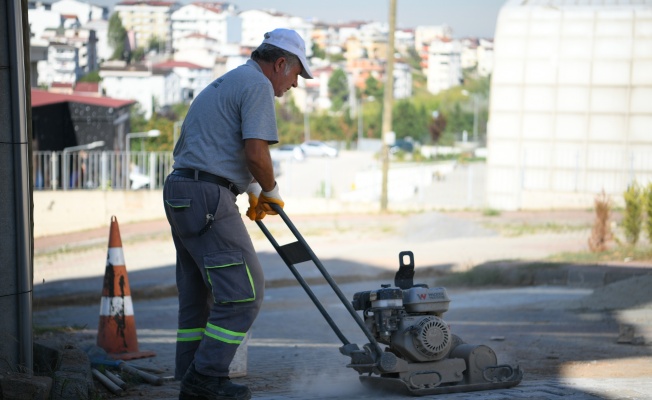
[645,183,652,243]
[623,182,643,245]
[588,190,612,252]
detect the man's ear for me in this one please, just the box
[274,57,286,72]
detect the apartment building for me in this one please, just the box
[415,24,452,70]
[51,0,108,25]
[460,37,494,77]
[28,5,64,38]
[239,8,313,55]
[171,2,240,50]
[426,38,462,95]
[114,0,180,52]
[100,61,181,119]
[37,28,97,86]
[153,60,213,102]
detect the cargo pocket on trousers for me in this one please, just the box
[164,198,201,238]
[204,250,255,303]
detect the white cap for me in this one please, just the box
[262,28,313,79]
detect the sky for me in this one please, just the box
[232,0,507,37]
[98,0,508,38]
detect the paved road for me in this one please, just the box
[31,176,652,399]
[35,278,652,399]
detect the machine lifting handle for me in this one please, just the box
[256,204,384,357]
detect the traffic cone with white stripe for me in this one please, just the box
[97,216,155,360]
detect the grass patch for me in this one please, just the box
[547,245,652,264]
[482,221,590,237]
[34,324,88,335]
[482,208,501,217]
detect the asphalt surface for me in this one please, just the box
[32,208,652,399]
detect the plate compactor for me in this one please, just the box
[257,206,523,396]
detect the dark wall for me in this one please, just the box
[32,103,75,151]
[32,102,131,152]
[69,102,131,151]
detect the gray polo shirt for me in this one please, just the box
[172,59,278,193]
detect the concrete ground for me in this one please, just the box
[32,208,652,399]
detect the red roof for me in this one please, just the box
[154,60,206,69]
[183,32,215,40]
[74,82,100,93]
[194,2,227,14]
[117,1,177,6]
[31,89,135,108]
[51,82,73,88]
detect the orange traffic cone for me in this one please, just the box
[97,216,155,360]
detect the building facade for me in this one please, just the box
[100,61,181,119]
[426,39,462,95]
[171,2,240,52]
[486,0,652,210]
[37,27,98,86]
[114,0,180,52]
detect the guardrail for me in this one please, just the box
[33,151,174,190]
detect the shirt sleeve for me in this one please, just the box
[240,81,279,144]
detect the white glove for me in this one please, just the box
[245,182,262,221]
[254,182,284,220]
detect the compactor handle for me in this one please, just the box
[257,203,385,359]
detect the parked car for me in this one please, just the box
[300,141,338,157]
[270,144,305,161]
[389,139,414,154]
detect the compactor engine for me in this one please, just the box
[343,251,523,395]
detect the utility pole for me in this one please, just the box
[380,0,396,212]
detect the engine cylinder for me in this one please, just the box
[390,315,452,362]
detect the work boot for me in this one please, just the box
[179,364,251,400]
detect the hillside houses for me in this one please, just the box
[28,0,494,117]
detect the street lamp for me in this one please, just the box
[126,129,161,156]
[62,140,105,190]
[461,90,479,143]
[125,130,160,190]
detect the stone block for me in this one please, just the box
[0,373,52,400]
[50,371,91,400]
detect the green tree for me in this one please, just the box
[405,47,423,71]
[328,68,349,112]
[108,13,127,60]
[276,99,305,144]
[392,100,428,140]
[442,102,472,142]
[311,42,325,59]
[129,103,148,134]
[363,75,383,100]
[147,36,163,53]
[78,70,101,83]
[131,47,146,63]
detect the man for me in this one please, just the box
[163,28,313,400]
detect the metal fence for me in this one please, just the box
[33,151,174,190]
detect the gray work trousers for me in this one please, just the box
[163,174,264,379]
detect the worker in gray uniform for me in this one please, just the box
[163,28,313,400]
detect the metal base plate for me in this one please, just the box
[359,366,523,396]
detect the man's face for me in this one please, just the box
[270,58,302,97]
